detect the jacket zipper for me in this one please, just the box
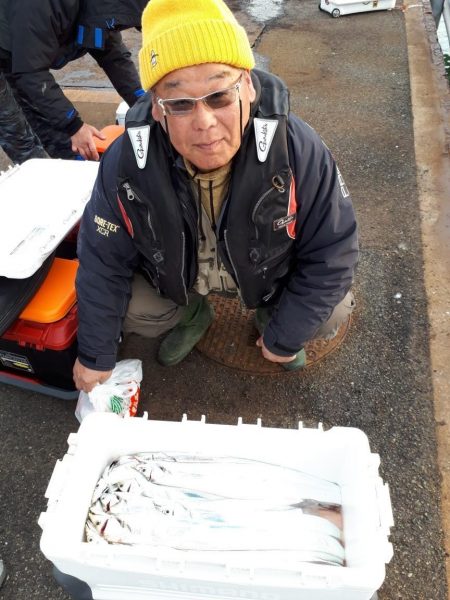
[180,196,198,245]
[224,229,243,292]
[122,181,157,240]
[141,266,161,295]
[256,245,292,279]
[180,231,188,303]
[122,180,162,281]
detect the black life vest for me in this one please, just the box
[117,69,297,308]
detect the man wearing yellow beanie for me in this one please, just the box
[73,0,358,392]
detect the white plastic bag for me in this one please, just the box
[75,359,142,423]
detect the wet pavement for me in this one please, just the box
[1,0,449,599]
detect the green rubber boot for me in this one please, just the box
[157,296,214,366]
[255,307,306,372]
[280,348,306,371]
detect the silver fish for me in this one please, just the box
[86,452,345,566]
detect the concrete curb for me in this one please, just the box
[64,89,121,104]
[404,0,450,591]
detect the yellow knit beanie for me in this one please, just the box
[139,0,255,91]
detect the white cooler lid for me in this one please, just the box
[0,158,99,278]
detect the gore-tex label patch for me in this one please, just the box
[0,350,34,373]
[273,213,296,231]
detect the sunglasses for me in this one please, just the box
[156,74,243,116]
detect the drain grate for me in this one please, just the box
[196,294,351,374]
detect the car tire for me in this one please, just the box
[332,8,341,16]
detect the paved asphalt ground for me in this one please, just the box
[0,0,449,598]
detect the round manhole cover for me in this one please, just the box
[196,294,351,374]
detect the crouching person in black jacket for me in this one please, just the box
[73,0,359,392]
[2,0,147,160]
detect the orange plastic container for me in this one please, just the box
[0,258,79,394]
[19,258,78,324]
[95,124,125,154]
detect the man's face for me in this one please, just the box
[152,63,256,172]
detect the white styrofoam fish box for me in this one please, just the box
[39,413,394,600]
[0,158,99,278]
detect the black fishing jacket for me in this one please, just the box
[5,0,146,135]
[76,70,359,370]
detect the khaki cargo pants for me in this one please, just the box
[123,273,355,342]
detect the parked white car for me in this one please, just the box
[319,0,396,17]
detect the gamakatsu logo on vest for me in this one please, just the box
[254,118,278,163]
[135,131,144,159]
[128,125,150,169]
[259,122,269,151]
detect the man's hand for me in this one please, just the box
[73,358,112,393]
[256,337,306,371]
[71,123,106,161]
[256,336,297,364]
